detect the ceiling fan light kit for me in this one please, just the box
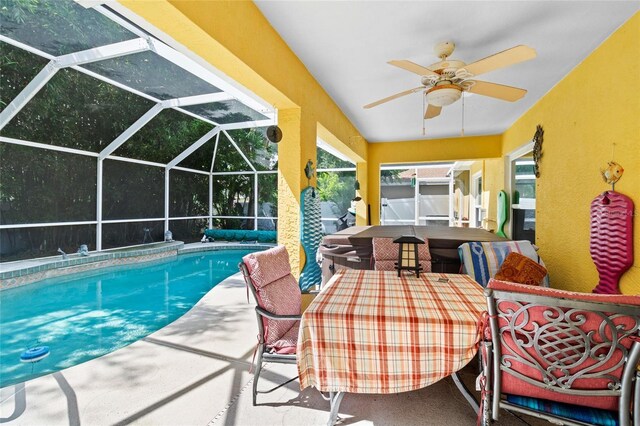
[364,41,536,128]
[426,84,462,107]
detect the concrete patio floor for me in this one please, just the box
[0,271,546,426]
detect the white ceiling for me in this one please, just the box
[255,1,639,142]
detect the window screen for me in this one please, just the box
[0,225,96,262]
[169,170,208,218]
[103,160,163,220]
[101,220,164,249]
[0,143,96,224]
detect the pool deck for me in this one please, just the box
[0,263,542,425]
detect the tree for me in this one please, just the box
[0,1,280,258]
[316,148,355,214]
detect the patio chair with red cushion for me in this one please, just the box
[239,245,302,405]
[479,279,640,426]
[372,237,431,272]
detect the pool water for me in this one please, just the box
[0,249,257,388]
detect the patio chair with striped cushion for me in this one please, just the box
[458,240,549,287]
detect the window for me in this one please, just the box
[507,146,536,243]
[380,164,455,226]
[316,142,355,234]
[471,172,483,228]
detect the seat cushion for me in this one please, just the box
[243,245,293,288]
[494,252,547,285]
[243,246,301,349]
[506,395,619,426]
[488,279,640,306]
[488,279,640,411]
[256,274,301,348]
[270,322,299,354]
[373,237,431,261]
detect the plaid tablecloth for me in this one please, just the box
[297,270,485,394]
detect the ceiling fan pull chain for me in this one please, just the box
[423,92,426,136]
[461,93,465,137]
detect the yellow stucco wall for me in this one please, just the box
[481,158,506,233]
[469,161,483,182]
[276,108,317,271]
[119,1,637,293]
[367,135,502,224]
[502,12,640,294]
[119,0,368,273]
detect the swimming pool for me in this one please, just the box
[0,248,257,388]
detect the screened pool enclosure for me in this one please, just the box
[0,0,358,262]
[0,0,282,261]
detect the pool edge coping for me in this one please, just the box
[0,242,275,290]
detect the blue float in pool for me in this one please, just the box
[20,346,50,363]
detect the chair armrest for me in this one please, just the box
[256,306,302,321]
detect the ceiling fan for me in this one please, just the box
[363,42,536,120]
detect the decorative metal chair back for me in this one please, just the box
[481,280,640,425]
[393,235,425,278]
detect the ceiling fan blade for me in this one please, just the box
[424,104,442,119]
[363,86,424,109]
[388,60,439,78]
[463,45,536,77]
[466,80,527,102]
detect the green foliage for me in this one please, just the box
[211,174,253,229]
[381,169,402,180]
[0,1,279,260]
[0,41,48,109]
[0,143,96,224]
[83,51,221,101]
[258,173,277,216]
[115,109,214,163]
[0,142,98,261]
[0,0,135,56]
[102,160,164,220]
[2,68,155,152]
[170,170,208,218]
[170,218,209,243]
[102,221,164,250]
[0,0,39,25]
[209,130,278,229]
[317,147,353,169]
[317,171,355,214]
[228,128,278,171]
[212,132,252,172]
[316,148,355,214]
[317,172,341,201]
